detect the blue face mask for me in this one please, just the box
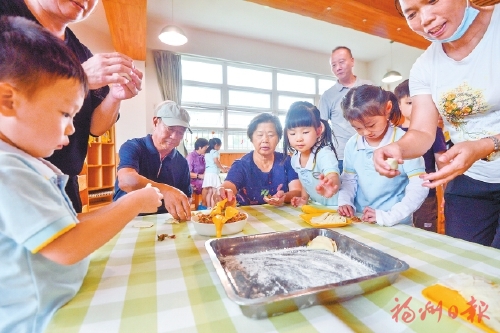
[424,0,479,43]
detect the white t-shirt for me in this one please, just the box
[409,4,500,183]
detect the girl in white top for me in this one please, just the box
[283,101,340,207]
[202,138,228,208]
[338,85,428,226]
[374,1,500,247]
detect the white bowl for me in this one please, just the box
[191,212,248,237]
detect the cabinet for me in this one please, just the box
[78,127,116,212]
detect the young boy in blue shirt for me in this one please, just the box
[394,79,447,232]
[0,16,162,332]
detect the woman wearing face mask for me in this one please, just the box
[374,0,500,248]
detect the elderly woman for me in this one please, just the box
[216,113,302,206]
[374,0,500,248]
[186,138,209,209]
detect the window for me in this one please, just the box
[186,108,224,128]
[277,73,315,94]
[182,86,221,105]
[319,78,336,95]
[278,95,314,111]
[227,66,272,89]
[227,110,261,129]
[228,90,270,108]
[181,59,222,84]
[181,56,334,152]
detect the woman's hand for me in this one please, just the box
[214,187,237,206]
[362,207,377,223]
[315,174,339,198]
[338,205,355,217]
[291,196,308,207]
[420,140,489,188]
[373,143,403,178]
[81,52,143,99]
[263,184,285,206]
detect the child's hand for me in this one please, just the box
[263,184,285,206]
[362,207,377,223]
[137,184,163,213]
[291,196,308,207]
[338,205,355,217]
[315,174,339,198]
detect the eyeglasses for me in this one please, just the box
[158,121,186,137]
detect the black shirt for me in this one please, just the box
[0,0,110,176]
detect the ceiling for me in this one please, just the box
[84,0,499,62]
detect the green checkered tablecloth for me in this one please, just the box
[46,205,500,333]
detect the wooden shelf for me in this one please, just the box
[78,127,116,211]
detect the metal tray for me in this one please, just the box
[205,228,409,318]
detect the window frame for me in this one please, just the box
[181,55,335,153]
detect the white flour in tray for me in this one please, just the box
[221,247,376,299]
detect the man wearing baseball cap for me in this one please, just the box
[114,101,192,220]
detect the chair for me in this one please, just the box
[191,192,203,211]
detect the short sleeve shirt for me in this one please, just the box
[318,77,373,160]
[291,147,340,206]
[114,135,192,214]
[225,151,299,206]
[0,140,88,333]
[205,150,220,174]
[409,4,500,182]
[186,151,206,194]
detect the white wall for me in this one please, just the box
[368,43,424,91]
[147,25,368,78]
[70,22,423,148]
[68,24,149,148]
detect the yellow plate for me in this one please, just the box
[301,205,337,214]
[300,213,352,228]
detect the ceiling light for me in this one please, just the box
[382,70,403,83]
[159,0,187,46]
[382,41,402,83]
[159,25,187,46]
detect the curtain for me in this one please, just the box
[152,50,187,156]
[153,50,182,102]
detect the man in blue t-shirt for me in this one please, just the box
[114,101,192,220]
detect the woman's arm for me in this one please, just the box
[421,136,499,187]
